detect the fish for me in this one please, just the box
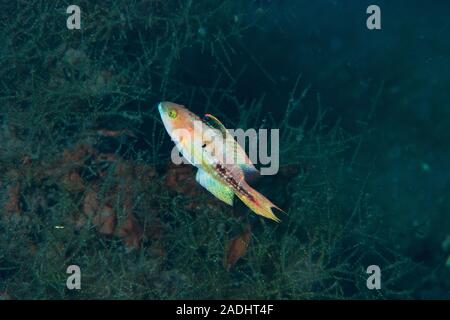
[158,101,283,222]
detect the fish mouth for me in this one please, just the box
[157,102,165,115]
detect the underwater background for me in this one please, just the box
[0,0,449,299]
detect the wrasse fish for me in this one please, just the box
[158,101,283,222]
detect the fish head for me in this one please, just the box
[158,101,199,133]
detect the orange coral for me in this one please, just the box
[62,143,96,165]
[165,163,200,197]
[93,205,116,235]
[3,134,160,252]
[4,184,20,213]
[80,188,144,249]
[82,189,99,217]
[4,183,21,222]
[96,129,135,138]
[63,171,85,192]
[116,214,143,250]
[224,226,252,270]
[165,162,233,213]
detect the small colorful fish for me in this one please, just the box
[158,101,283,222]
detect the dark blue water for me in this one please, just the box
[0,0,449,299]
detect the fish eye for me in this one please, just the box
[168,109,178,119]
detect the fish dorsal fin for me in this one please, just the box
[203,113,228,138]
[196,169,234,206]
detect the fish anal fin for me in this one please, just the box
[196,169,234,206]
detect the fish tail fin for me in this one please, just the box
[238,184,283,223]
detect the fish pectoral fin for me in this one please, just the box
[196,169,234,206]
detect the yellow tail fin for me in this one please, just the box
[237,184,283,222]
